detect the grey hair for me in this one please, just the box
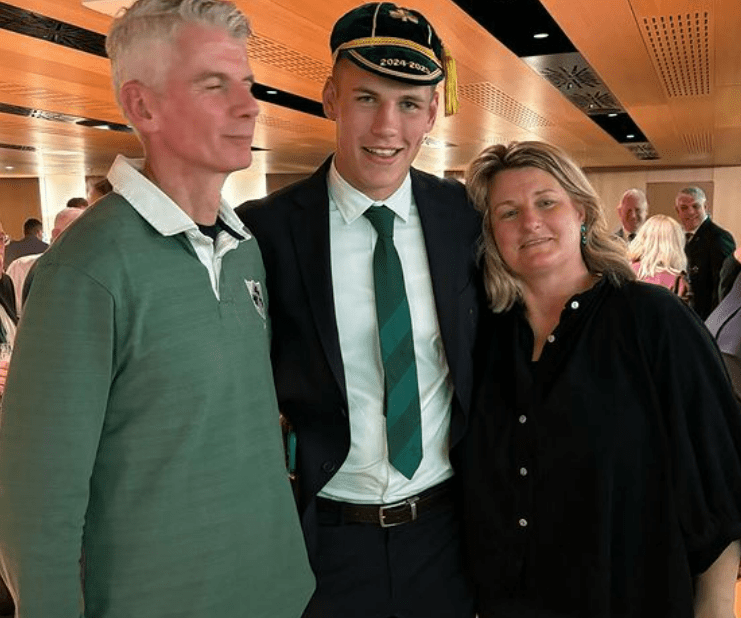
[619,188,647,209]
[106,0,251,112]
[677,186,707,205]
[465,140,635,312]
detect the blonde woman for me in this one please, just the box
[629,214,690,299]
[461,140,741,618]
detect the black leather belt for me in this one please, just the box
[316,480,453,528]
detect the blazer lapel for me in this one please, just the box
[289,159,348,404]
[412,169,461,386]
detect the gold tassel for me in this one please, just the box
[442,44,459,116]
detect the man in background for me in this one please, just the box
[614,188,648,242]
[4,217,47,269]
[0,1,313,616]
[6,207,84,312]
[675,186,735,319]
[66,196,89,209]
[238,3,481,616]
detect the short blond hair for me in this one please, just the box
[106,0,251,113]
[465,141,634,312]
[628,214,687,278]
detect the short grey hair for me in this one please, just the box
[620,188,647,209]
[106,0,251,112]
[677,186,707,205]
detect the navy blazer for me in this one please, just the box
[685,217,735,320]
[236,158,483,559]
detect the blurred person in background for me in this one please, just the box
[462,140,741,618]
[614,188,647,242]
[707,246,741,404]
[675,186,735,319]
[7,207,85,312]
[628,214,690,301]
[66,196,89,209]
[4,217,47,269]
[86,176,114,205]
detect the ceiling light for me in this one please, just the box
[608,113,618,117]
[626,134,635,139]
[4,166,13,170]
[533,33,549,39]
[265,90,278,95]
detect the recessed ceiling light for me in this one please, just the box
[4,166,13,170]
[533,33,549,39]
[265,90,278,95]
[626,134,635,139]
[608,113,618,117]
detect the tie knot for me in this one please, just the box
[363,205,395,238]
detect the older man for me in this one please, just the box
[0,1,313,616]
[675,186,735,319]
[614,188,648,242]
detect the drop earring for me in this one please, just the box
[580,223,587,246]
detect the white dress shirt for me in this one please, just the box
[108,155,251,300]
[318,159,454,504]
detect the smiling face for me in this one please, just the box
[488,167,587,283]
[675,192,707,232]
[323,59,438,201]
[140,23,259,177]
[617,193,647,234]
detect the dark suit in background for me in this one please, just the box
[237,159,482,616]
[685,217,735,319]
[4,235,47,270]
[706,260,741,402]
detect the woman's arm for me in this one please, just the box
[693,539,740,618]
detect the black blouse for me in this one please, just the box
[461,278,741,618]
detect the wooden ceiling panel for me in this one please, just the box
[0,0,740,178]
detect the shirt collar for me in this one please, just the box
[107,155,250,240]
[328,156,412,224]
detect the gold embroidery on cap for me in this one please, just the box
[389,8,419,23]
[333,36,441,68]
[346,50,442,81]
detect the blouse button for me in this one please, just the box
[518,414,527,424]
[570,300,579,309]
[547,334,555,343]
[519,467,528,477]
[518,518,528,528]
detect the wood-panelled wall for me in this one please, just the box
[0,178,42,240]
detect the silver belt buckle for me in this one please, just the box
[379,496,419,528]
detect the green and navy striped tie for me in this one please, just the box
[364,205,422,479]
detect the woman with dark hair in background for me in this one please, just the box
[462,140,741,618]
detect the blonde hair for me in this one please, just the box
[106,0,251,113]
[628,214,687,278]
[465,141,635,312]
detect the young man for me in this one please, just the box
[675,186,735,319]
[0,1,313,616]
[237,4,482,617]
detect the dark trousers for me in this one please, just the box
[302,501,475,618]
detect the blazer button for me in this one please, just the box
[321,461,337,474]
